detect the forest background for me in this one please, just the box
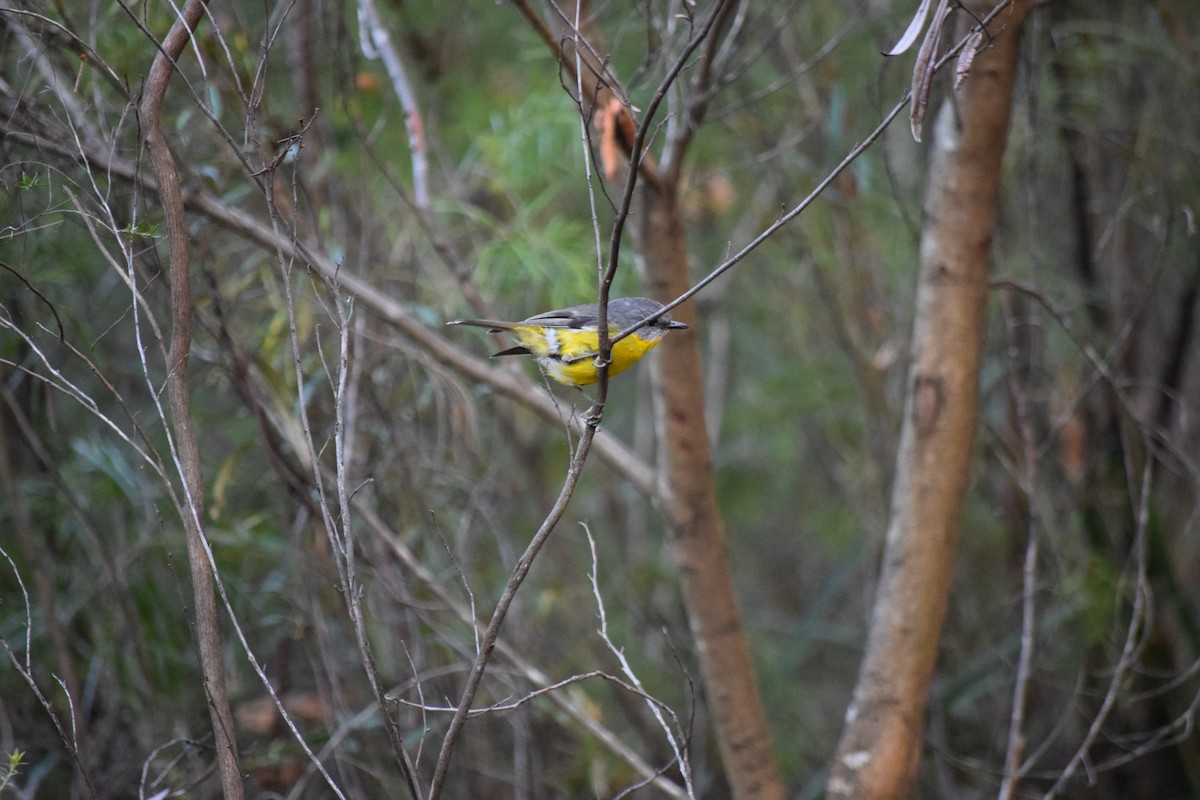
[1,0,1198,799]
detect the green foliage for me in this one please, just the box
[0,750,23,796]
[119,219,161,240]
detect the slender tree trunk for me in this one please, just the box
[140,3,245,798]
[827,3,1033,798]
[641,181,786,800]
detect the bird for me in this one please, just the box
[447,296,688,386]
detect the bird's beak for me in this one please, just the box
[668,320,689,330]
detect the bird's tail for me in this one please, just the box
[445,318,522,332]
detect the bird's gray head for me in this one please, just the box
[612,297,689,337]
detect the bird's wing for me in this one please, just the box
[523,303,601,329]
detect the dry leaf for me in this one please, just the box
[596,97,636,179]
[909,0,951,142]
[885,0,934,57]
[954,30,985,91]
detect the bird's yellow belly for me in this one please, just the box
[526,327,662,386]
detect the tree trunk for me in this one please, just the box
[827,3,1033,797]
[640,180,786,800]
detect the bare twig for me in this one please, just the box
[428,415,603,797]
[0,6,127,93]
[0,545,98,797]
[284,278,422,798]
[997,294,1040,800]
[397,669,673,720]
[139,737,211,800]
[1041,457,1155,798]
[663,0,742,179]
[585,526,695,798]
[990,279,1199,480]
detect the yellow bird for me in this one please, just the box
[447,296,688,386]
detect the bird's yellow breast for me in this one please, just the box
[509,325,664,386]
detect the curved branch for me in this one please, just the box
[137,3,245,798]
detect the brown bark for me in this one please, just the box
[826,3,1033,798]
[139,2,245,798]
[641,181,785,800]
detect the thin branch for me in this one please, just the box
[0,546,98,797]
[0,6,128,93]
[585,526,695,798]
[662,0,742,180]
[539,0,633,108]
[397,669,673,720]
[428,416,602,798]
[315,285,423,798]
[0,319,159,474]
[599,0,735,358]
[997,294,1040,800]
[1040,456,1156,798]
[357,0,429,208]
[990,279,1199,482]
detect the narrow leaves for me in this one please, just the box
[909,0,952,142]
